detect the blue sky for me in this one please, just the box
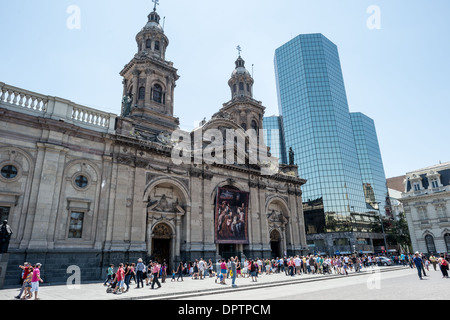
[1,0,449,179]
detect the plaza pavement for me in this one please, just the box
[0,265,406,300]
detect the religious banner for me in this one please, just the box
[215,187,249,244]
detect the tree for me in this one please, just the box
[386,212,412,253]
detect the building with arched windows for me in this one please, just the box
[0,6,307,286]
[400,162,450,255]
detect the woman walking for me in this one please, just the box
[161,261,167,283]
[176,262,184,281]
[124,263,131,292]
[439,256,449,278]
[136,259,145,288]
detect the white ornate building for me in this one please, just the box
[0,7,307,285]
[400,162,450,254]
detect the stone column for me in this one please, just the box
[175,214,182,259]
[146,215,153,257]
[27,142,68,250]
[94,153,113,251]
[132,69,140,106]
[145,68,153,108]
[247,182,258,254]
[0,254,9,289]
[128,165,147,253]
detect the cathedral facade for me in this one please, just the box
[0,7,307,285]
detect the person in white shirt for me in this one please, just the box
[294,256,301,275]
[198,258,205,280]
[257,258,263,274]
[305,257,311,274]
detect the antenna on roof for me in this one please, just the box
[252,64,254,78]
[163,16,165,31]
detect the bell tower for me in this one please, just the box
[217,47,265,133]
[117,1,180,140]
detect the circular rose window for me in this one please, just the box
[1,165,18,179]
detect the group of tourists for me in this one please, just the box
[409,252,450,280]
[14,262,44,300]
[104,258,169,294]
[102,253,389,294]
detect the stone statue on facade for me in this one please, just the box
[122,94,133,117]
[289,147,295,166]
[0,220,13,254]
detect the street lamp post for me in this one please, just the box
[376,202,388,255]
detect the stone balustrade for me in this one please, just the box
[0,82,116,133]
[0,82,48,113]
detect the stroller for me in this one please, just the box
[106,274,117,293]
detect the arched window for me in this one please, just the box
[445,233,450,252]
[251,120,258,131]
[247,83,250,92]
[146,39,152,49]
[425,234,436,254]
[138,87,145,100]
[241,123,247,130]
[233,84,237,93]
[152,84,163,104]
[154,41,160,51]
[239,82,244,91]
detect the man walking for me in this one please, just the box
[151,261,161,289]
[413,252,424,280]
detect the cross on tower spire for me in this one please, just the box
[237,45,242,57]
[152,0,159,11]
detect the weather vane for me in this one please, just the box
[152,0,160,11]
[237,45,242,57]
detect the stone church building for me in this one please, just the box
[0,7,307,285]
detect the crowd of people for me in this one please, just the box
[12,251,450,299]
[102,252,435,294]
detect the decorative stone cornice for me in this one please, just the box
[400,190,450,203]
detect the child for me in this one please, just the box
[215,269,221,284]
[171,270,176,282]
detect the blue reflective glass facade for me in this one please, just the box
[263,115,287,164]
[350,112,387,213]
[274,34,387,235]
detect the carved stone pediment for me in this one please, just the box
[147,194,186,214]
[266,209,289,226]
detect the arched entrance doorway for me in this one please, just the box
[144,179,189,271]
[270,229,281,258]
[151,223,172,269]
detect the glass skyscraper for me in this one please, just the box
[274,34,388,253]
[263,115,287,164]
[350,112,388,213]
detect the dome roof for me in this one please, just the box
[143,9,163,33]
[231,66,251,77]
[143,21,163,32]
[231,56,251,78]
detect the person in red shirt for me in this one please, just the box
[113,263,126,294]
[14,262,33,299]
[151,261,162,289]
